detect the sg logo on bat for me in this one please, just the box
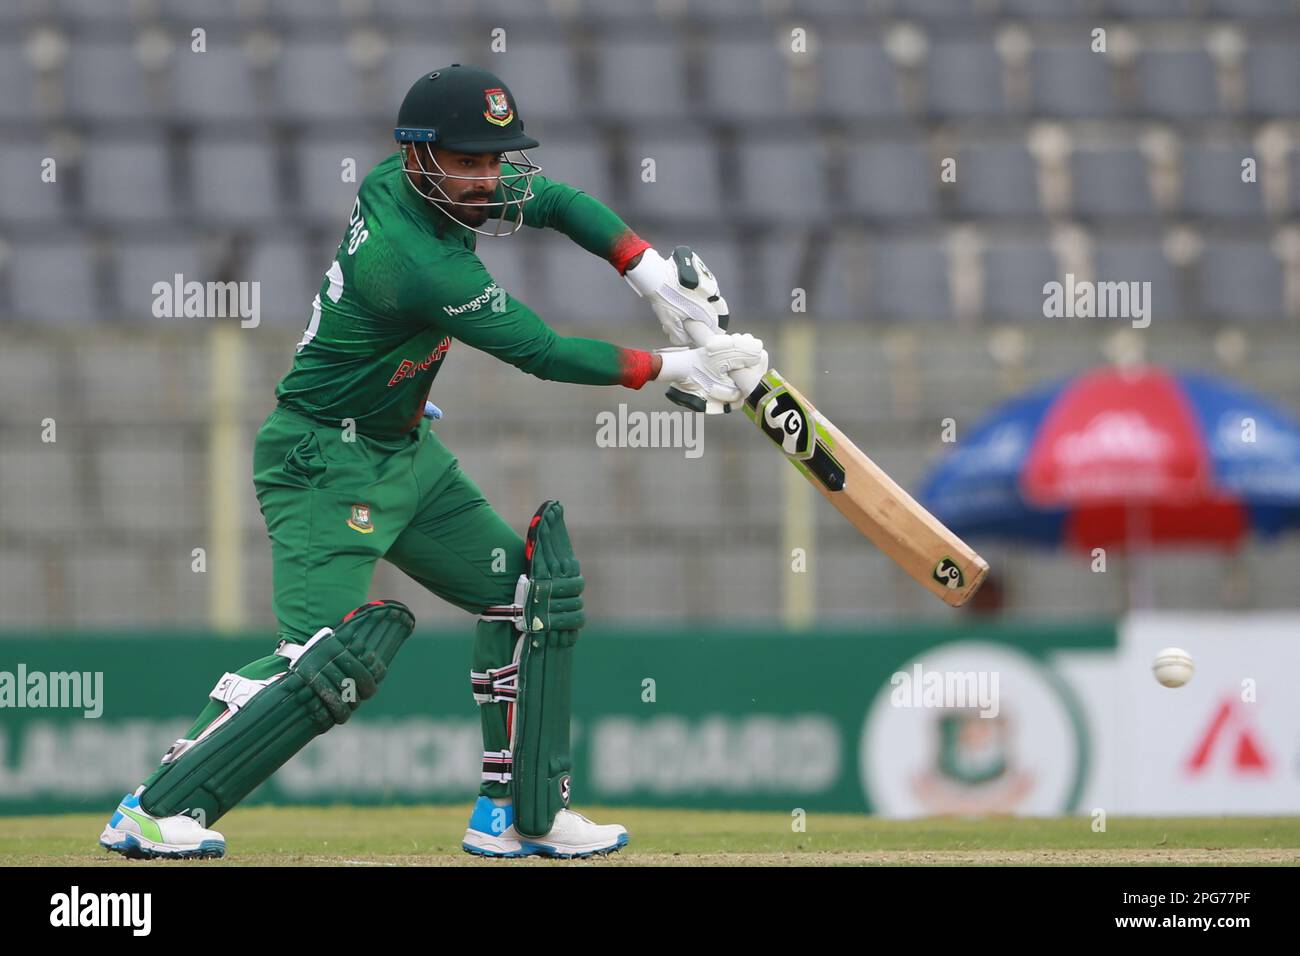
[933,557,965,590]
[759,388,814,459]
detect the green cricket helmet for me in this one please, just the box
[394,64,541,236]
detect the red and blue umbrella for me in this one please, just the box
[921,365,1300,551]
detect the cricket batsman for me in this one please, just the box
[98,64,767,859]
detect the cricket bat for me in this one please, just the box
[734,367,989,607]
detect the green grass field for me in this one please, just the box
[3,807,1299,866]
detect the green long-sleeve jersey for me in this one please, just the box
[275,152,655,437]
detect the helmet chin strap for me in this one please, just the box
[401,142,540,238]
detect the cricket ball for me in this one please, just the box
[1152,647,1194,688]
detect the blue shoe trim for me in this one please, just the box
[466,795,514,836]
[461,841,531,858]
[107,791,138,829]
[519,831,628,860]
[101,832,225,860]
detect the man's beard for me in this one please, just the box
[438,193,493,227]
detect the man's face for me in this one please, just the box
[405,143,502,227]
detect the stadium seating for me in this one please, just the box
[0,139,65,222]
[245,236,314,324]
[817,39,906,120]
[84,136,175,224]
[189,134,284,226]
[982,238,1061,321]
[1030,44,1120,118]
[843,139,940,223]
[592,36,690,121]
[0,4,1292,330]
[735,131,833,223]
[169,43,268,122]
[10,233,99,323]
[66,38,164,122]
[1181,143,1267,220]
[1070,147,1158,221]
[1245,43,1300,116]
[111,234,209,320]
[953,144,1044,220]
[621,132,724,221]
[867,238,954,322]
[1197,239,1286,320]
[1135,47,1223,119]
[1091,238,1185,316]
[0,41,39,121]
[925,39,1006,118]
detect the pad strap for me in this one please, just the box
[478,575,532,631]
[273,625,334,664]
[482,749,513,783]
[160,737,195,766]
[471,663,519,704]
[161,670,287,765]
[210,672,284,711]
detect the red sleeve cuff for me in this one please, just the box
[618,348,656,389]
[610,230,653,276]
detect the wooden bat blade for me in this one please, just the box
[741,369,989,607]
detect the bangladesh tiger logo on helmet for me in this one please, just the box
[483,88,514,126]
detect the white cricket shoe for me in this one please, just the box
[99,790,226,860]
[462,795,627,859]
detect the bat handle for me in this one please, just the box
[422,401,443,420]
[730,358,767,405]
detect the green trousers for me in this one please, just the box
[142,405,523,800]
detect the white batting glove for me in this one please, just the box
[625,246,731,347]
[655,333,768,415]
